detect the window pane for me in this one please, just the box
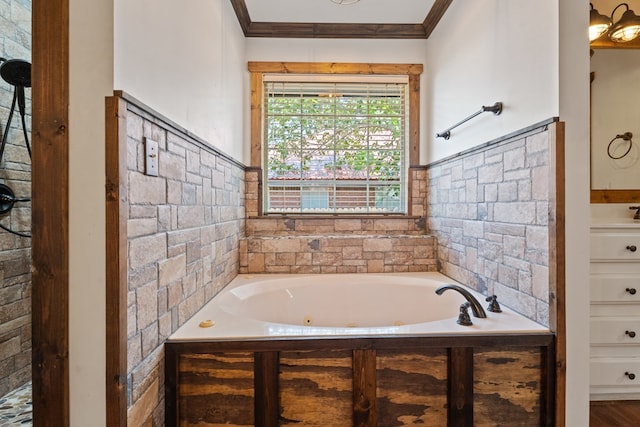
[266,116,301,149]
[367,150,402,179]
[301,96,335,116]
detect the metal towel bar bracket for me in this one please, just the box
[436,102,503,140]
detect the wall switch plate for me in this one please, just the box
[145,138,159,177]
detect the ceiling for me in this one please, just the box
[230,0,453,39]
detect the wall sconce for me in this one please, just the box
[590,3,612,41]
[610,3,640,41]
[590,3,640,43]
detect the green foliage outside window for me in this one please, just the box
[264,81,406,214]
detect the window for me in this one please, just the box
[248,62,423,216]
[264,78,407,214]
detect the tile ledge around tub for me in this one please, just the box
[243,234,435,239]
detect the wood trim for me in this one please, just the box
[164,345,179,427]
[105,95,129,427]
[591,38,640,49]
[254,352,280,427]
[250,72,263,168]
[543,339,557,427]
[353,349,377,427]
[229,0,251,35]
[423,0,453,38]
[248,61,423,213]
[165,333,554,357]
[32,0,70,425]
[245,22,428,39]
[229,0,452,39]
[448,347,473,427]
[591,189,640,203]
[548,121,566,427]
[248,61,423,75]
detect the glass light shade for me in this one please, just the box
[590,7,612,41]
[611,23,640,41]
[590,22,612,41]
[610,9,640,42]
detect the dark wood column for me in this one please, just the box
[31,0,70,425]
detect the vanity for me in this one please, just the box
[590,217,640,399]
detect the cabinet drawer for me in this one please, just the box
[591,275,640,302]
[591,358,640,386]
[591,318,640,344]
[591,234,640,261]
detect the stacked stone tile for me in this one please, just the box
[426,130,552,326]
[125,102,245,424]
[0,0,32,399]
[242,168,436,274]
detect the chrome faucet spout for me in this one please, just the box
[435,284,487,318]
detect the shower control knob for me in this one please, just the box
[625,371,636,380]
[627,245,637,252]
[626,288,637,295]
[626,330,637,338]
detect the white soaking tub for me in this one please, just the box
[169,272,547,340]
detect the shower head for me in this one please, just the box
[0,59,31,88]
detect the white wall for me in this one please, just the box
[559,0,591,425]
[591,0,630,18]
[114,0,246,162]
[69,0,113,424]
[426,1,591,425]
[425,0,559,162]
[246,39,430,163]
[68,1,247,425]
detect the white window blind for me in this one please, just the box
[263,78,408,215]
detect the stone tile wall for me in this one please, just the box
[0,0,32,398]
[240,235,437,274]
[242,167,437,273]
[123,99,245,425]
[426,127,553,326]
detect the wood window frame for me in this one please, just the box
[248,62,423,216]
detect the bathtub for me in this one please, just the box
[168,272,547,341]
[165,272,555,426]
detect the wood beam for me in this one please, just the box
[229,0,453,39]
[32,0,70,425]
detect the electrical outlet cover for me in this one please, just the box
[145,138,159,177]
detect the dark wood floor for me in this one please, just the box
[590,400,640,427]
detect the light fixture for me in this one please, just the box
[331,0,360,5]
[609,3,640,42]
[590,2,640,43]
[589,3,612,41]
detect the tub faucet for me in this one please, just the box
[435,284,487,318]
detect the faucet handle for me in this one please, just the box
[457,302,473,326]
[485,295,502,313]
[630,206,640,220]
